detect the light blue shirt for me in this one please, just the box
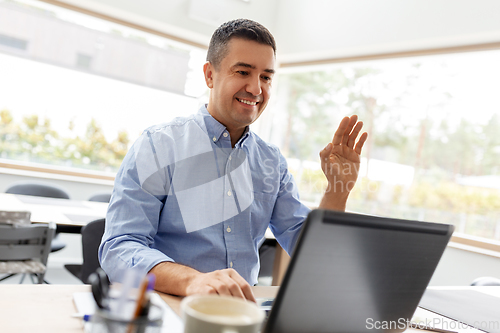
[99,105,310,285]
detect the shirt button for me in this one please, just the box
[226,227,231,233]
[230,261,233,268]
[228,156,232,161]
[227,191,232,196]
[212,136,216,142]
[223,132,228,138]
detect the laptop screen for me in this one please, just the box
[263,209,454,333]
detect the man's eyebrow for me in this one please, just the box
[232,62,275,74]
[232,62,254,69]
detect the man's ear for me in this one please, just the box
[203,62,214,89]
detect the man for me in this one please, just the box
[99,19,367,302]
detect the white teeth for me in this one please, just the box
[238,98,257,106]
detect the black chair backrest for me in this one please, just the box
[88,193,112,203]
[81,218,105,284]
[6,182,70,199]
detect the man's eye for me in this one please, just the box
[237,71,249,76]
[262,76,272,81]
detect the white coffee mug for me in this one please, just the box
[181,295,265,333]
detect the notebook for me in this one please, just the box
[262,209,454,333]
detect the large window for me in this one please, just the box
[0,0,207,172]
[270,50,500,242]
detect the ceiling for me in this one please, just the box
[56,0,500,65]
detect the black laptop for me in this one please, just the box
[262,209,454,333]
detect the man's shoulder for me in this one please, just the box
[142,114,199,135]
[248,131,280,155]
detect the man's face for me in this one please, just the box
[204,38,275,133]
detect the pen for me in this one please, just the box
[127,274,155,333]
[116,268,142,317]
[71,313,92,321]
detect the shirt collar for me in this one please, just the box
[197,105,251,146]
[197,105,226,143]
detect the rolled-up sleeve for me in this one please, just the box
[98,135,173,283]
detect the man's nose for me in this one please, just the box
[246,75,262,96]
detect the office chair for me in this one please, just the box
[5,181,70,252]
[64,218,105,284]
[6,182,70,200]
[88,192,112,203]
[471,276,500,286]
[258,238,277,284]
[0,222,56,284]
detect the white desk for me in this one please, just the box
[1,285,498,333]
[0,193,108,227]
[0,285,278,333]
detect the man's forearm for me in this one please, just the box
[149,261,201,296]
[318,189,349,212]
[149,261,256,301]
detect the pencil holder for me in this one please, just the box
[90,302,163,333]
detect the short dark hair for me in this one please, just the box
[207,19,276,69]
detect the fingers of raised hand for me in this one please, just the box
[347,121,363,148]
[332,116,350,145]
[341,115,358,146]
[354,132,368,154]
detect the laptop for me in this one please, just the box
[261,209,454,333]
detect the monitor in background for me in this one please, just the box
[263,209,454,333]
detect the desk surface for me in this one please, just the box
[0,193,108,227]
[0,284,278,333]
[2,285,499,333]
[2,285,500,333]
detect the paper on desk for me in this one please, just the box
[151,293,184,333]
[412,307,484,333]
[73,292,96,333]
[72,292,183,333]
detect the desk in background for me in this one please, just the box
[0,193,108,229]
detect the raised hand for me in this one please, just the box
[319,115,368,209]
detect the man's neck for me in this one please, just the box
[228,127,245,148]
[206,106,246,148]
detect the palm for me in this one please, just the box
[330,144,361,164]
[320,115,368,191]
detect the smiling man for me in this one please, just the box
[99,19,367,302]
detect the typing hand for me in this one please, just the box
[186,268,256,303]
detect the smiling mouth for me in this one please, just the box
[236,98,259,106]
